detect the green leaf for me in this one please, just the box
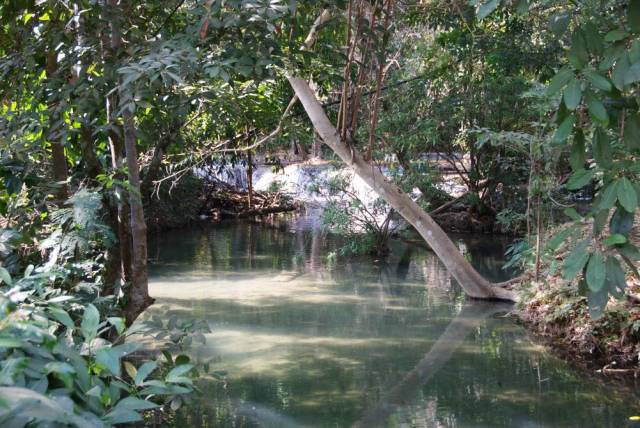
[81,304,100,342]
[617,177,638,212]
[0,337,23,348]
[107,317,125,336]
[586,93,609,125]
[569,28,589,69]
[592,127,612,168]
[48,307,74,329]
[95,343,140,377]
[610,207,635,236]
[554,114,575,143]
[563,79,582,110]
[618,243,640,260]
[604,29,628,42]
[563,239,591,280]
[584,69,612,92]
[583,21,603,56]
[134,361,157,386]
[547,68,573,95]
[549,13,570,37]
[546,226,576,251]
[569,130,586,170]
[625,62,640,85]
[612,53,631,90]
[166,364,194,383]
[477,0,500,19]
[588,287,608,319]
[598,181,619,210]
[629,0,640,33]
[623,113,640,150]
[0,267,12,286]
[605,256,627,298]
[563,207,582,221]
[593,209,609,235]
[604,234,627,246]
[566,168,595,190]
[586,252,606,292]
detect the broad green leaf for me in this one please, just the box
[549,13,570,37]
[546,226,576,251]
[618,243,640,260]
[592,127,612,168]
[604,29,628,42]
[81,304,100,342]
[477,0,500,19]
[554,115,575,143]
[586,252,606,292]
[569,129,586,170]
[166,364,194,383]
[547,68,573,95]
[0,337,23,348]
[603,234,627,246]
[569,28,589,69]
[44,362,76,375]
[610,207,635,235]
[566,168,595,190]
[134,361,157,386]
[605,256,627,298]
[598,181,619,210]
[107,317,125,335]
[0,267,12,286]
[588,287,608,319]
[563,239,591,280]
[625,62,640,84]
[629,0,640,33]
[593,209,609,235]
[612,53,631,90]
[624,113,640,150]
[48,307,74,329]
[584,69,612,91]
[515,0,530,15]
[563,79,582,110]
[583,21,603,55]
[617,177,638,212]
[586,93,609,125]
[563,207,582,221]
[95,343,140,377]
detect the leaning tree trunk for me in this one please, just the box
[287,76,515,301]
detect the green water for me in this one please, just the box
[147,221,639,427]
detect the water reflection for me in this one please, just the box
[147,221,639,427]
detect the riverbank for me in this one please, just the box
[513,221,640,375]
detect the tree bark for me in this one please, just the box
[45,51,69,201]
[287,76,515,301]
[122,104,153,324]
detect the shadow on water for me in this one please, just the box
[146,221,640,428]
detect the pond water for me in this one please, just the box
[147,221,639,427]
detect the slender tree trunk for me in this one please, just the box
[247,150,254,208]
[45,51,69,201]
[107,0,152,323]
[288,76,515,301]
[122,104,153,324]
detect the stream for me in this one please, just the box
[146,221,639,427]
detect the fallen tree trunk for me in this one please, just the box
[287,76,516,301]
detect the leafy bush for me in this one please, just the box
[0,189,207,427]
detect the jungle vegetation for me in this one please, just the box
[0,0,639,425]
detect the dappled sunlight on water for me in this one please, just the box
[147,222,640,428]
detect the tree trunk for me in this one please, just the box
[45,51,69,201]
[287,76,515,301]
[122,104,153,324]
[106,0,152,323]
